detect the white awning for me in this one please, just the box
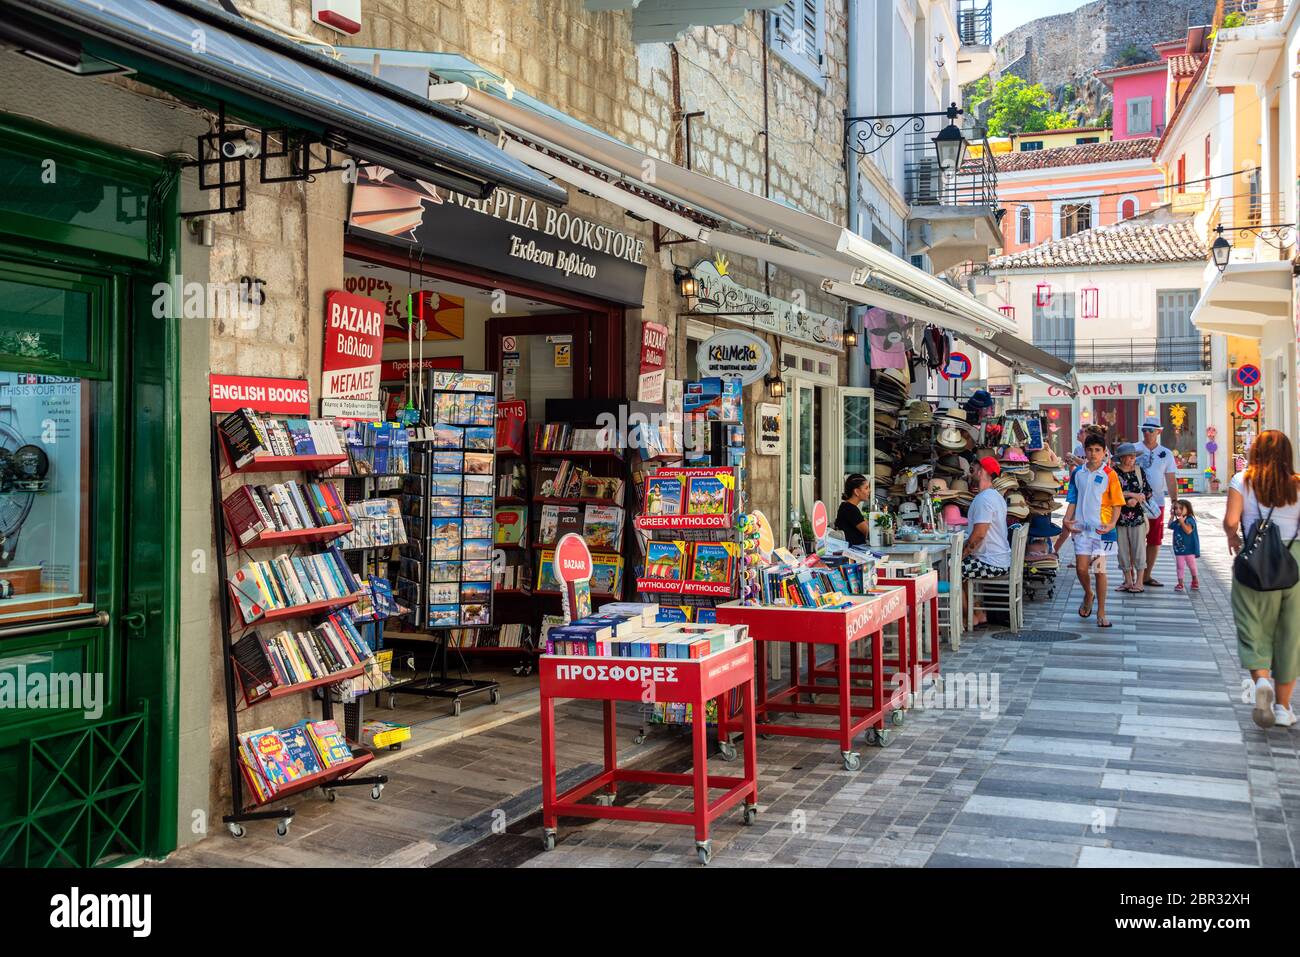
[427,82,1020,340]
[956,332,1079,394]
[1191,261,1293,339]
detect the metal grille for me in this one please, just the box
[992,630,1084,642]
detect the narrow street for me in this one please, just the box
[156,496,1299,869]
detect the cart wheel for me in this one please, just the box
[841,751,862,772]
[633,734,646,745]
[370,784,384,800]
[324,788,337,802]
[276,820,290,838]
[865,728,879,746]
[891,709,906,728]
[452,699,462,717]
[387,694,397,709]
[227,822,246,839]
[743,804,759,826]
[489,688,501,705]
[388,743,402,751]
[875,728,892,748]
[696,841,713,865]
[594,793,616,807]
[542,830,557,851]
[718,740,738,762]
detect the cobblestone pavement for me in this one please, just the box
[511,496,1300,868]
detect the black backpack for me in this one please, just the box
[1234,506,1300,592]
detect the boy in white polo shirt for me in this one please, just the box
[1064,431,1125,628]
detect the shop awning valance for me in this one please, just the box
[425,82,1020,341]
[3,0,568,205]
[1190,261,1294,340]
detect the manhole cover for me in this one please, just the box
[991,630,1083,642]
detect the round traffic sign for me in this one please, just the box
[812,501,828,541]
[554,533,593,583]
[941,352,972,381]
[1236,364,1261,388]
[1237,396,1260,419]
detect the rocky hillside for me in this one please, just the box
[989,0,1216,127]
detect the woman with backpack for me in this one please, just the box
[1226,430,1300,729]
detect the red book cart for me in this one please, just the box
[713,586,909,769]
[538,640,758,865]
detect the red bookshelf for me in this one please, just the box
[229,589,361,628]
[236,522,353,549]
[231,452,349,474]
[533,449,624,460]
[235,662,367,709]
[239,751,375,810]
[532,496,626,507]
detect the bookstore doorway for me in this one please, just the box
[0,120,179,866]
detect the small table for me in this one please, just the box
[876,569,941,692]
[874,534,963,651]
[538,641,758,865]
[714,588,910,767]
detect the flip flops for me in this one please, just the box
[1097,617,1113,628]
[1078,595,1094,618]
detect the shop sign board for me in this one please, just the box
[1044,381,1198,399]
[322,290,385,405]
[988,384,1013,398]
[689,258,843,352]
[757,402,781,455]
[347,169,648,306]
[320,397,382,420]
[638,321,668,403]
[696,330,773,386]
[209,374,310,414]
[811,501,828,542]
[555,533,593,583]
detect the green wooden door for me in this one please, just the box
[0,117,178,866]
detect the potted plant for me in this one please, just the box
[872,512,894,547]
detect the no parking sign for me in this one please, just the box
[941,352,972,381]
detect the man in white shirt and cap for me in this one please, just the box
[1137,418,1180,586]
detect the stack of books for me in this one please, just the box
[754,552,874,608]
[545,607,747,659]
[224,481,350,545]
[238,718,355,802]
[229,545,361,622]
[496,461,528,498]
[218,410,346,469]
[232,610,371,694]
[533,422,617,452]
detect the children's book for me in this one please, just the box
[537,505,560,545]
[494,506,527,545]
[304,719,351,769]
[536,550,559,591]
[555,505,583,539]
[275,724,323,780]
[645,541,687,580]
[687,542,735,584]
[591,555,624,595]
[644,475,684,515]
[685,475,729,515]
[582,505,624,550]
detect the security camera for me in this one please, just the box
[219,133,260,160]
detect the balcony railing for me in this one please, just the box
[1033,336,1212,373]
[1206,192,1292,258]
[1218,0,1286,26]
[906,124,998,209]
[958,1,993,46]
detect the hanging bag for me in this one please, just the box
[1234,505,1300,592]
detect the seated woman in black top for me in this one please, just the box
[835,473,871,546]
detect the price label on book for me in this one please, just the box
[555,533,593,583]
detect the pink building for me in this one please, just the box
[1095,60,1169,140]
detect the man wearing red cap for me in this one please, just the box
[962,456,1011,628]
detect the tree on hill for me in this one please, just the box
[967,75,1070,137]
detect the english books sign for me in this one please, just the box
[322,290,384,407]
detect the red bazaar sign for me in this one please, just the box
[208,374,311,414]
[322,290,384,402]
[555,533,593,583]
[640,321,668,374]
[812,500,828,540]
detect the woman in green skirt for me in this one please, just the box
[1225,430,1300,729]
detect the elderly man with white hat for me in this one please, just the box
[1137,418,1181,587]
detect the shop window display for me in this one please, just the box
[1160,401,1198,469]
[1092,399,1140,447]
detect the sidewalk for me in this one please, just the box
[156,498,1298,868]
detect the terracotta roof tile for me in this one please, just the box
[989,220,1207,269]
[1168,53,1202,78]
[989,137,1160,173]
[1094,59,1167,79]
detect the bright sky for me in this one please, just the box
[993,0,1089,41]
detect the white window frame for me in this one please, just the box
[1053,199,1094,239]
[1127,95,1153,135]
[1017,204,1034,245]
[769,0,826,89]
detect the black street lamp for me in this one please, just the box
[845,101,970,166]
[932,104,967,173]
[1210,222,1295,274]
[1211,228,1232,274]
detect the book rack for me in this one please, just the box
[713,587,910,768]
[209,416,388,839]
[538,639,758,864]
